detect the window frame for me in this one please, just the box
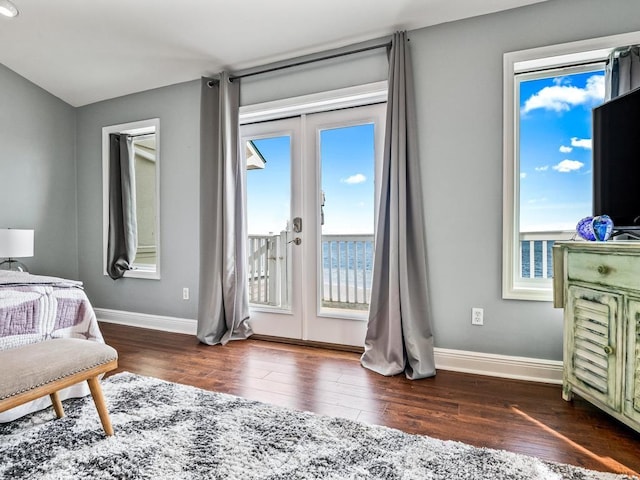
[102,118,161,280]
[502,31,640,301]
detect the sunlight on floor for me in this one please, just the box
[511,406,638,476]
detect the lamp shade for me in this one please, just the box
[0,229,34,258]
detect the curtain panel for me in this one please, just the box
[360,32,436,380]
[198,74,253,345]
[107,133,137,280]
[605,45,640,100]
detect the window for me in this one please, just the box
[503,32,640,301]
[102,118,161,280]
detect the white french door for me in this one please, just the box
[241,103,385,347]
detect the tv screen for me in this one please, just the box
[593,86,640,230]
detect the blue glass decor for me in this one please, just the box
[576,216,596,241]
[592,215,614,241]
[576,215,614,241]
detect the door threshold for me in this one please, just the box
[250,334,364,354]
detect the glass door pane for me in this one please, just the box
[241,103,384,346]
[245,135,292,310]
[303,103,385,347]
[319,124,375,312]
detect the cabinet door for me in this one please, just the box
[565,286,622,410]
[625,300,640,423]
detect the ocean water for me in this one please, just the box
[321,240,557,288]
[521,240,555,278]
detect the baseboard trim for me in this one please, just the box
[433,347,562,385]
[95,309,562,384]
[95,308,197,335]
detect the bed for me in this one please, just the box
[0,271,104,422]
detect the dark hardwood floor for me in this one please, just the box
[100,322,640,476]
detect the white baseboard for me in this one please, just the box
[434,347,562,385]
[96,309,562,384]
[95,308,197,335]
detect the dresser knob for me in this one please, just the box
[597,265,610,275]
[603,345,614,355]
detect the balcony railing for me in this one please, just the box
[247,232,290,308]
[247,232,374,310]
[519,230,574,278]
[322,234,374,310]
[247,230,573,307]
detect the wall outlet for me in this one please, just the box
[471,307,484,326]
[182,287,190,300]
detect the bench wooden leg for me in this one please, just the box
[49,392,65,418]
[87,377,114,436]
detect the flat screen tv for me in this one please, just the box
[593,86,640,232]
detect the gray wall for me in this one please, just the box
[0,64,78,279]
[4,0,640,362]
[75,81,201,319]
[240,0,640,361]
[406,0,640,359]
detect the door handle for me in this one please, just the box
[293,217,302,233]
[288,237,301,246]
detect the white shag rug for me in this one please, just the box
[0,372,637,480]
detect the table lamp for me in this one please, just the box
[0,229,34,272]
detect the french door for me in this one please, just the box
[241,103,385,347]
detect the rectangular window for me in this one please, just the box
[518,66,605,275]
[502,32,640,301]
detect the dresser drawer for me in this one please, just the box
[567,252,640,291]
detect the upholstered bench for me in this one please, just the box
[0,338,118,435]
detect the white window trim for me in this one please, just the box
[239,81,387,124]
[102,118,161,280]
[502,31,640,301]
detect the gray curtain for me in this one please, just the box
[360,31,435,380]
[605,45,640,100]
[107,133,137,280]
[198,73,253,345]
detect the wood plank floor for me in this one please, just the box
[100,322,640,476]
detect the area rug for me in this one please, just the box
[0,373,636,480]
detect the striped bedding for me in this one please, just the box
[0,271,104,421]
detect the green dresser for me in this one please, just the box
[553,241,640,433]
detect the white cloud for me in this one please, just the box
[559,145,573,153]
[341,173,366,184]
[571,137,592,150]
[521,74,604,114]
[552,159,584,173]
[534,166,549,172]
[520,172,527,179]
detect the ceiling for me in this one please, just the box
[0,0,548,107]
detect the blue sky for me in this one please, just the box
[246,123,375,235]
[519,69,605,232]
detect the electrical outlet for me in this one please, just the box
[182,287,189,300]
[471,307,484,326]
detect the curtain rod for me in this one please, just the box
[228,36,391,82]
